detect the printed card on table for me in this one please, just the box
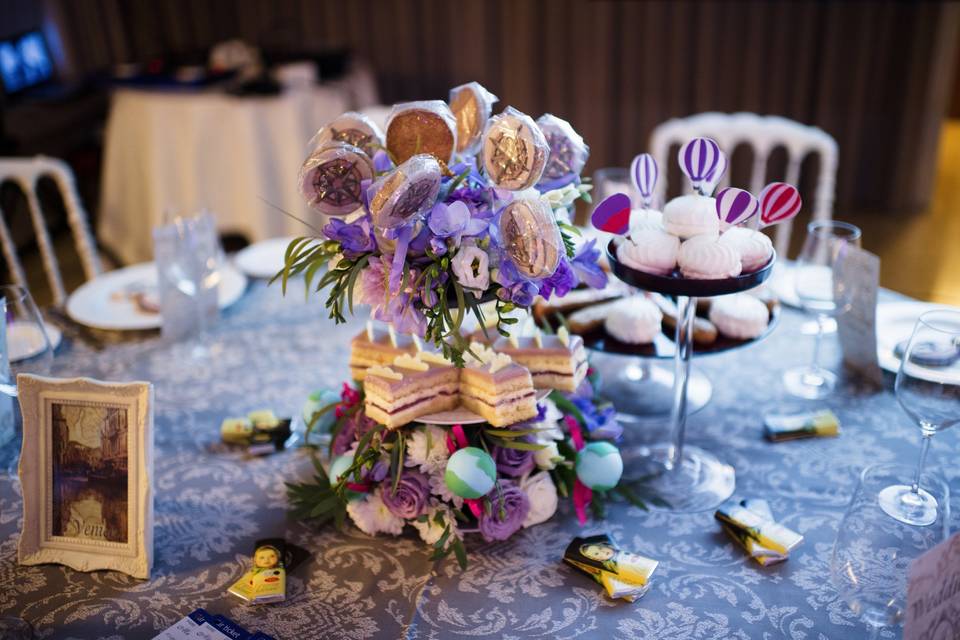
[904,532,960,640]
[833,245,882,387]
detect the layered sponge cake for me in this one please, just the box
[494,327,587,392]
[363,352,460,429]
[459,344,537,427]
[350,322,420,380]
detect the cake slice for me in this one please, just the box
[349,322,421,380]
[494,327,587,392]
[363,353,460,429]
[459,344,538,427]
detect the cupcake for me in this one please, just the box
[678,235,742,280]
[708,293,770,339]
[663,194,719,239]
[617,228,679,276]
[604,296,663,344]
[718,227,773,272]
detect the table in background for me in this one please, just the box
[2,282,956,639]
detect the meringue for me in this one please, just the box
[718,227,773,272]
[708,293,770,339]
[604,296,663,344]
[617,229,680,276]
[663,195,720,239]
[629,208,664,235]
[678,235,742,280]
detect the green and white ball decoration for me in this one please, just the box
[575,441,623,491]
[302,388,340,431]
[444,447,497,499]
[329,454,364,501]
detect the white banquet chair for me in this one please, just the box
[0,156,102,306]
[649,112,838,258]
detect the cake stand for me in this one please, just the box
[606,240,777,512]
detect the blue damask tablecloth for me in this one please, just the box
[1,280,957,639]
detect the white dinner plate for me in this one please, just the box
[419,389,552,425]
[66,262,248,331]
[234,237,296,280]
[876,301,959,376]
[8,320,62,362]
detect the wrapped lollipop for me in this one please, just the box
[497,197,562,278]
[385,101,458,166]
[309,111,385,159]
[482,107,550,191]
[536,113,589,190]
[298,142,374,216]
[368,154,442,230]
[448,82,498,156]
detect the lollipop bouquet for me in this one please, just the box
[286,370,637,569]
[279,82,606,364]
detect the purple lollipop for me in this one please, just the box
[630,153,658,207]
[678,137,723,194]
[715,187,759,227]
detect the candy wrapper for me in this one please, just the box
[449,81,498,156]
[536,113,589,191]
[298,141,374,216]
[564,534,659,602]
[497,197,563,278]
[385,100,458,165]
[368,154,442,230]
[220,411,292,454]
[228,539,288,604]
[763,409,840,442]
[309,111,385,159]
[716,498,803,565]
[482,106,549,190]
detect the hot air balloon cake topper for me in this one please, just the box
[630,153,659,208]
[678,137,728,196]
[758,182,802,227]
[715,187,759,230]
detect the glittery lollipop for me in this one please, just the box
[367,154,442,230]
[309,111,385,159]
[298,141,374,216]
[497,197,562,278]
[385,100,458,166]
[482,107,550,191]
[535,113,589,191]
[449,82,498,156]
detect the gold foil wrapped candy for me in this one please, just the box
[497,197,562,278]
[385,100,458,166]
[715,498,804,565]
[368,154,442,230]
[482,106,549,190]
[536,113,589,189]
[309,111,385,159]
[298,142,374,216]
[449,81,498,156]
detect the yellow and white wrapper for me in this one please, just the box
[716,499,803,565]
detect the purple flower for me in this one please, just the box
[429,201,489,246]
[571,239,608,289]
[497,281,539,307]
[479,481,530,542]
[571,396,623,441]
[323,217,376,259]
[491,439,535,478]
[372,150,393,173]
[354,255,390,312]
[429,236,448,256]
[378,292,426,336]
[538,258,576,300]
[331,410,379,456]
[380,469,431,519]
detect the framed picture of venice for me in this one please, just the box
[17,375,154,579]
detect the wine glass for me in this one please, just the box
[783,220,862,399]
[877,309,960,526]
[831,463,949,639]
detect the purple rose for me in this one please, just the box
[538,258,576,300]
[322,217,376,258]
[479,482,530,542]
[491,440,535,478]
[380,469,430,519]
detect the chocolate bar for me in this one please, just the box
[763,410,840,442]
[563,534,658,601]
[715,500,803,564]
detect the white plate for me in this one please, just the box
[66,262,248,331]
[419,389,552,425]
[876,301,959,375]
[9,320,62,362]
[234,237,296,279]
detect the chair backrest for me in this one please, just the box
[0,156,101,306]
[649,112,838,257]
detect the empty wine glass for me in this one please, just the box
[831,463,949,639]
[783,220,862,399]
[877,310,960,526]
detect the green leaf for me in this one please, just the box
[451,537,468,570]
[346,254,369,315]
[488,437,547,451]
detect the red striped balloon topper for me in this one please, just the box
[759,182,802,227]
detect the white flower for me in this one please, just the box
[533,441,561,470]
[346,488,404,536]
[450,245,490,298]
[405,425,450,474]
[411,503,461,547]
[534,399,565,442]
[427,469,463,508]
[520,472,558,528]
[542,184,581,209]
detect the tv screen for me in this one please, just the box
[0,30,53,94]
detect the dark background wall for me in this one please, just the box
[8,0,960,213]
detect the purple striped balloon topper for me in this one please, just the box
[630,153,658,207]
[702,149,728,195]
[715,187,759,227]
[678,137,723,193]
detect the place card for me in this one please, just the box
[904,531,960,639]
[833,245,882,387]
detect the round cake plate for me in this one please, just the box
[605,239,777,512]
[419,388,552,425]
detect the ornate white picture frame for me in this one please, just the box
[17,375,154,579]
